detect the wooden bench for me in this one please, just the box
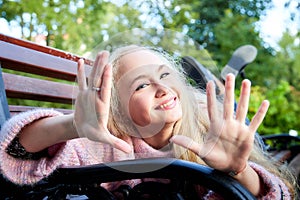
[0,33,95,119]
[262,134,300,178]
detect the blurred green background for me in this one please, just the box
[0,0,299,136]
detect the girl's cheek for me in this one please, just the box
[118,86,137,116]
[128,96,151,126]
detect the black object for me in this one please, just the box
[0,158,256,199]
[262,133,300,159]
[181,56,221,95]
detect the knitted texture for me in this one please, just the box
[0,109,292,199]
[250,162,291,199]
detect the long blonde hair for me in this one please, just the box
[107,45,297,197]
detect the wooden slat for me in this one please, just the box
[0,41,92,81]
[271,150,292,163]
[0,34,94,66]
[3,72,78,104]
[288,153,300,177]
[0,33,94,116]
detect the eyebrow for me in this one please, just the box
[130,64,168,86]
[157,64,167,72]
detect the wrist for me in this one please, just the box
[230,163,263,196]
[69,114,79,139]
[228,162,248,177]
[58,114,78,141]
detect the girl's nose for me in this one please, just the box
[154,83,170,98]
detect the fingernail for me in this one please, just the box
[78,58,84,64]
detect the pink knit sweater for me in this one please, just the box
[0,109,291,199]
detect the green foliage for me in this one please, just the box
[185,0,272,51]
[239,81,300,135]
[213,9,262,67]
[275,32,300,90]
[7,98,73,110]
[0,0,144,54]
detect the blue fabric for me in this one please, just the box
[0,66,10,130]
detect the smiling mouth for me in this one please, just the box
[160,97,177,110]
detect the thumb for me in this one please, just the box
[109,136,132,154]
[170,135,203,157]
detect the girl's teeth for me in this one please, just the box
[160,99,174,109]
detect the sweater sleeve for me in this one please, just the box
[249,162,291,200]
[0,109,132,186]
[0,109,74,185]
[0,109,66,184]
[202,162,291,200]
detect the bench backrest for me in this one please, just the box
[0,33,93,119]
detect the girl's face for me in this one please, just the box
[116,49,182,138]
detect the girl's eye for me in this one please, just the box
[160,72,170,79]
[135,83,149,91]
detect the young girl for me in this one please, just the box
[0,45,297,199]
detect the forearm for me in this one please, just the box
[19,114,78,153]
[233,163,263,197]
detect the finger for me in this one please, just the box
[223,74,235,119]
[100,64,112,103]
[249,100,269,132]
[77,59,87,90]
[206,81,218,122]
[170,135,202,156]
[108,135,132,153]
[236,79,251,122]
[88,52,102,89]
[91,51,110,90]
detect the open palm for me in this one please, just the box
[73,51,131,153]
[171,74,269,173]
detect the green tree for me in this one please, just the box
[0,0,144,54]
[275,32,300,90]
[185,0,272,52]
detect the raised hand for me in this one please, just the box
[171,73,269,173]
[73,51,131,153]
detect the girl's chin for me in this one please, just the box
[166,112,182,123]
